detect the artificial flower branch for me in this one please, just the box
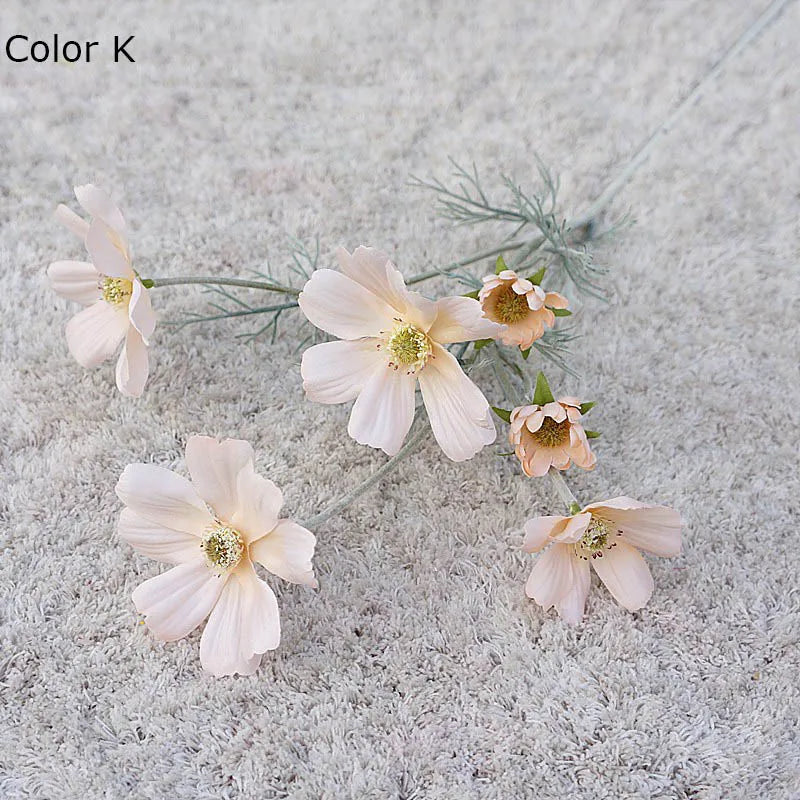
[145,275,300,295]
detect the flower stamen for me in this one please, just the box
[493,286,530,324]
[532,416,570,448]
[101,277,133,306]
[201,523,244,574]
[386,322,431,372]
[575,516,618,560]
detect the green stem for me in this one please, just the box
[549,469,580,513]
[407,0,790,286]
[147,276,301,295]
[173,301,299,328]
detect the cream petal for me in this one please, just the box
[555,557,590,624]
[525,543,578,609]
[347,363,416,456]
[584,498,682,557]
[118,508,203,564]
[85,219,133,279]
[301,339,384,404]
[551,512,592,544]
[526,448,555,478]
[199,562,280,677]
[541,402,566,422]
[417,344,495,462]
[115,327,149,397]
[229,465,284,544]
[545,291,569,309]
[47,260,100,305]
[250,519,317,587]
[497,270,517,281]
[591,541,654,611]
[74,184,127,232]
[512,278,533,294]
[116,463,213,534]
[128,279,156,342]
[522,516,566,553]
[298,269,396,340]
[65,300,128,368]
[185,436,254,525]
[526,286,546,310]
[131,561,225,642]
[55,204,90,239]
[428,296,505,344]
[524,410,545,433]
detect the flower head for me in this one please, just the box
[48,184,155,397]
[509,397,596,477]
[298,246,505,461]
[522,497,682,623]
[479,268,568,350]
[116,436,317,677]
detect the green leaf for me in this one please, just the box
[551,308,571,317]
[491,406,512,423]
[520,346,531,360]
[474,338,493,351]
[568,501,582,515]
[579,401,595,416]
[527,266,546,285]
[585,430,601,439]
[495,255,508,275]
[462,289,479,299]
[140,278,155,289]
[532,371,555,406]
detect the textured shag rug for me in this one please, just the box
[1,1,798,798]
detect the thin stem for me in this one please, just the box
[148,276,301,295]
[549,469,579,513]
[407,0,790,286]
[172,301,299,328]
[302,415,429,530]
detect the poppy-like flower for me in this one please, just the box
[509,398,596,477]
[522,497,682,623]
[298,246,504,461]
[48,184,155,397]
[479,268,568,350]
[116,436,317,677]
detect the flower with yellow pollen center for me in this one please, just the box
[575,516,620,560]
[493,285,531,324]
[531,416,571,448]
[385,322,432,372]
[101,276,133,306]
[201,523,245,574]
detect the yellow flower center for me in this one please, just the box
[532,416,570,448]
[493,285,530,324]
[575,516,622,560]
[201,523,244,573]
[386,322,431,372]
[101,277,133,306]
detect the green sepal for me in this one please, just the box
[474,338,493,351]
[140,278,155,289]
[551,308,571,317]
[532,371,555,406]
[495,255,508,275]
[584,430,601,439]
[527,266,546,285]
[491,406,512,424]
[579,401,595,415]
[462,289,479,300]
[521,346,531,360]
[568,501,582,515]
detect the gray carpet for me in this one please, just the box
[2,1,799,798]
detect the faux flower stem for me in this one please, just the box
[549,469,580,514]
[302,415,429,529]
[146,276,301,295]
[407,0,789,287]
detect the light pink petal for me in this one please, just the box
[417,344,495,462]
[298,269,396,340]
[55,204,90,239]
[128,279,156,342]
[74,184,126,232]
[541,402,566,422]
[497,270,517,281]
[559,396,582,408]
[545,291,569,309]
[250,519,317,587]
[115,327,149,397]
[185,436,254,525]
[511,278,533,294]
[526,287,546,310]
[555,558,590,624]
[526,448,554,478]
[199,562,280,677]
[550,449,571,469]
[301,339,384,404]
[347,363,416,456]
[524,410,545,433]
[525,543,578,609]
[592,541,654,611]
[85,219,132,279]
[428,296,505,344]
[230,465,284,544]
[132,561,225,642]
[47,260,100,305]
[552,513,592,544]
[584,498,682,557]
[116,463,213,534]
[65,299,128,368]
[522,516,566,553]
[118,508,203,564]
